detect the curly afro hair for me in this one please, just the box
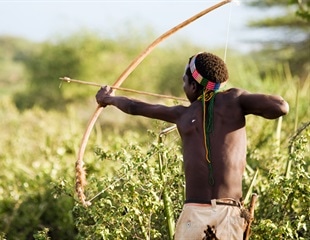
[187,52,229,86]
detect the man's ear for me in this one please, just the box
[190,81,197,92]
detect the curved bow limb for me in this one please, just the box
[75,0,232,207]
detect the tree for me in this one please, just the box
[13,39,83,111]
[13,33,129,111]
[245,0,309,81]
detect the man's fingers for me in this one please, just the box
[100,85,114,95]
[107,86,113,94]
[100,85,108,91]
[106,86,115,96]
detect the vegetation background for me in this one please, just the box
[0,1,309,239]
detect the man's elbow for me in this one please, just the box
[279,98,289,116]
[268,98,289,119]
[262,98,289,119]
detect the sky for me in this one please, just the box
[0,0,267,52]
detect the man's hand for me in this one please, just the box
[96,86,114,107]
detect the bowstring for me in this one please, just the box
[223,0,234,62]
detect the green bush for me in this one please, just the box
[251,125,310,239]
[70,128,183,239]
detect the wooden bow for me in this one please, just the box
[75,0,232,206]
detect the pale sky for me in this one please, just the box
[0,1,266,51]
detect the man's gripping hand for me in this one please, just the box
[96,86,114,107]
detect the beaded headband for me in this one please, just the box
[187,53,226,91]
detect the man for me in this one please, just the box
[96,52,289,239]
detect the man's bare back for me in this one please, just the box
[178,85,288,202]
[177,88,248,203]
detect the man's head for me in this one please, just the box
[184,52,229,95]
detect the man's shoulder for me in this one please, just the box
[169,104,189,118]
[218,87,247,99]
[222,87,246,95]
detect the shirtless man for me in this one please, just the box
[96,52,289,239]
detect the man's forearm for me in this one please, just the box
[106,96,143,115]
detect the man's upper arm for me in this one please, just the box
[239,90,289,119]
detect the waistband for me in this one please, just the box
[185,198,241,207]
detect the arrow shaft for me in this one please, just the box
[60,77,188,102]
